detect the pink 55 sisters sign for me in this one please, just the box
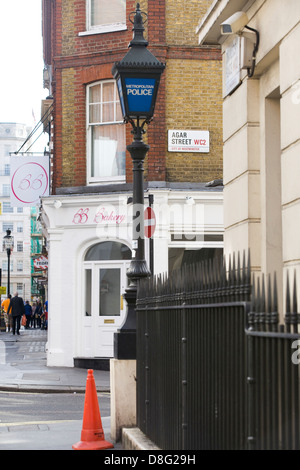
[10,155,50,207]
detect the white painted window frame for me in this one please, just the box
[78,0,127,37]
[86,79,126,185]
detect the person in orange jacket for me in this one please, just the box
[7,292,25,336]
[1,294,12,332]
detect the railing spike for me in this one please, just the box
[232,252,236,285]
[251,273,256,312]
[285,271,292,333]
[293,269,298,314]
[261,273,266,316]
[267,273,272,313]
[286,270,291,314]
[242,250,246,284]
[228,253,232,279]
[237,251,241,290]
[256,276,261,329]
[273,271,278,313]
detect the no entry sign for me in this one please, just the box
[144,207,156,238]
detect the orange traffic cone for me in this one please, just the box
[72,369,114,450]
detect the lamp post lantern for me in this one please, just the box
[3,229,14,296]
[112,3,165,358]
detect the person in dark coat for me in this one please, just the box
[7,292,25,335]
[24,301,32,329]
[35,301,43,328]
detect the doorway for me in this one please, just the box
[81,241,131,357]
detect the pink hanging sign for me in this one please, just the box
[10,155,50,206]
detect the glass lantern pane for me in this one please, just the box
[3,236,14,250]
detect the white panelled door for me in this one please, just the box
[82,260,129,357]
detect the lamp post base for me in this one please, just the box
[114,282,137,359]
[114,331,136,360]
[114,259,150,359]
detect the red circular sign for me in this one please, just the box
[144,207,156,238]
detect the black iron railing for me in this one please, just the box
[247,271,300,450]
[136,253,300,450]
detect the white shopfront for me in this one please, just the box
[41,186,223,367]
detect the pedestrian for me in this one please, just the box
[24,300,32,329]
[1,294,12,332]
[43,299,48,330]
[35,301,43,328]
[7,292,25,336]
[31,302,37,328]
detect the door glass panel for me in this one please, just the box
[85,269,92,316]
[85,241,131,261]
[99,268,120,316]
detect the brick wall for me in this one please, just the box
[166,0,214,46]
[164,0,222,182]
[49,0,222,190]
[166,58,223,182]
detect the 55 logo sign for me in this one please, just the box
[18,173,45,191]
[10,156,50,207]
[72,208,89,224]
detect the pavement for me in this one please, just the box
[0,327,123,451]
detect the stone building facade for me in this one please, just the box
[197,0,300,317]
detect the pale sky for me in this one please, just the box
[0,0,48,151]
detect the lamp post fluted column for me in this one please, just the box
[127,125,151,282]
[7,248,11,296]
[120,125,151,333]
[3,229,14,297]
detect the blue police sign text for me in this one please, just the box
[125,78,156,113]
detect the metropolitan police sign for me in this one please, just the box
[118,77,156,115]
[125,78,155,113]
[168,130,210,153]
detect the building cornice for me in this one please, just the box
[52,44,221,70]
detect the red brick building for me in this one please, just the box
[42,0,222,189]
[41,0,224,366]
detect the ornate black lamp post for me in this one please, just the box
[112,3,165,358]
[3,229,14,296]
